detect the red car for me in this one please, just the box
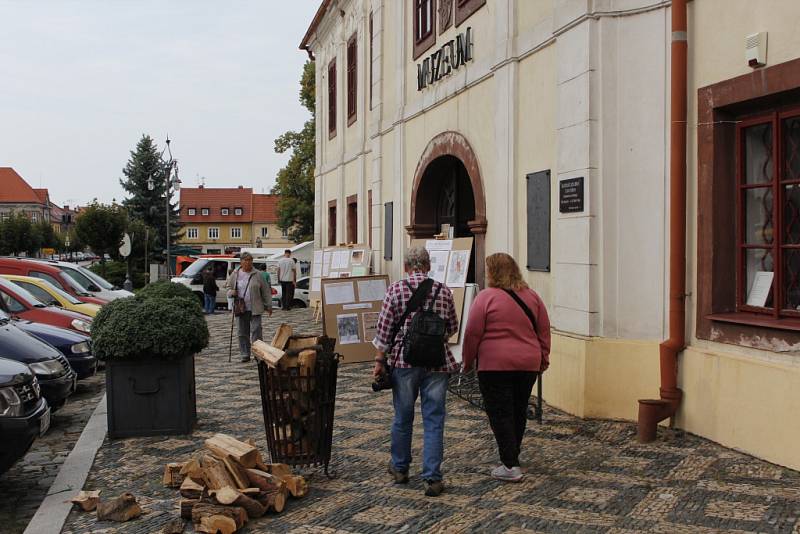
[0,258,106,306]
[0,277,92,334]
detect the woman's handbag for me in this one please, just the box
[233,272,256,317]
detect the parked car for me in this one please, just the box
[0,310,76,411]
[11,318,96,380]
[0,277,92,334]
[0,357,50,474]
[1,275,101,318]
[0,258,106,305]
[9,258,131,302]
[172,256,277,307]
[272,276,310,309]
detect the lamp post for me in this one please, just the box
[147,138,180,279]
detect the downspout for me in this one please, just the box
[637,0,687,442]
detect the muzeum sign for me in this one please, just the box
[416,27,474,91]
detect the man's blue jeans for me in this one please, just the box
[203,293,215,314]
[390,367,449,482]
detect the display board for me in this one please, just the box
[321,274,389,363]
[411,237,474,343]
[310,244,372,303]
[449,283,479,364]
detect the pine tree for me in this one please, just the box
[119,135,181,259]
[272,61,315,243]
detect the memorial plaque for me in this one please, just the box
[559,177,584,213]
[526,170,550,272]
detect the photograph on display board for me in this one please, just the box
[324,281,355,305]
[351,249,365,264]
[336,314,361,344]
[428,250,450,284]
[446,250,470,287]
[357,278,388,301]
[362,311,380,341]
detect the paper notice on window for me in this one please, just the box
[428,250,450,284]
[311,277,321,292]
[426,239,453,251]
[324,281,356,305]
[357,279,388,302]
[445,250,470,288]
[331,250,350,270]
[746,271,774,307]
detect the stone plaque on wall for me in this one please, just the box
[559,176,585,214]
[526,170,550,272]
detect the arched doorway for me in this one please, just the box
[407,132,488,287]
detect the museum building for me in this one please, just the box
[301,0,800,470]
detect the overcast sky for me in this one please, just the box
[0,1,318,207]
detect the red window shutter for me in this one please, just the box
[347,35,357,124]
[328,60,336,137]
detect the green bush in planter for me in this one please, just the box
[137,280,200,306]
[91,297,209,361]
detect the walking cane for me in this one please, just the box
[228,309,235,363]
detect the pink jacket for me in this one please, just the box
[462,287,551,372]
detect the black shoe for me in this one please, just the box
[239,357,251,363]
[424,480,444,497]
[388,465,409,484]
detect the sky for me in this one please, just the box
[0,1,319,207]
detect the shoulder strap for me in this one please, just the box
[389,278,434,350]
[503,289,539,337]
[426,282,443,311]
[242,272,257,299]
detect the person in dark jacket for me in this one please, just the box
[201,267,218,314]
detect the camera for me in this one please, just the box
[371,360,393,392]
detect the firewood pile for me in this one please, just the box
[166,433,308,533]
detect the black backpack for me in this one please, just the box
[399,279,447,368]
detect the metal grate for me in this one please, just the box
[448,370,543,424]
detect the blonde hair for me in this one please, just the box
[486,253,528,291]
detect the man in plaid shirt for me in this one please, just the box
[372,246,459,497]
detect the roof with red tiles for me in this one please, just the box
[0,167,47,204]
[252,194,281,224]
[33,188,50,204]
[179,186,254,223]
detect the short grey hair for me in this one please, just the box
[240,252,254,261]
[404,246,431,272]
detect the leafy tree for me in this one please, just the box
[119,135,181,259]
[74,202,127,262]
[33,221,58,251]
[272,61,315,243]
[0,212,36,255]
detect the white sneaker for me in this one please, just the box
[491,465,523,482]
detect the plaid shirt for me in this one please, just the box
[372,271,459,372]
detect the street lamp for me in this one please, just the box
[147,139,181,278]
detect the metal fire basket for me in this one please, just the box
[257,337,339,476]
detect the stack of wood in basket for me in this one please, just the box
[163,433,308,534]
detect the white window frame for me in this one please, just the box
[201,208,210,216]
[260,226,269,238]
[281,228,289,238]
[208,227,219,239]
[31,212,39,222]
[187,227,198,239]
[234,207,243,216]
[221,208,229,216]
[231,227,242,239]
[188,208,196,216]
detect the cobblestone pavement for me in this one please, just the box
[0,370,105,534]
[63,309,800,533]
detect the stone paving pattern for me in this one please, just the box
[0,370,105,534]
[62,310,800,533]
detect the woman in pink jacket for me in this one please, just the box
[462,253,551,482]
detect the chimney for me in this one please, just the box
[199,185,204,189]
[238,185,243,189]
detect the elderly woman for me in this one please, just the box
[462,253,551,482]
[225,252,272,362]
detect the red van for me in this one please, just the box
[0,259,106,306]
[0,277,92,334]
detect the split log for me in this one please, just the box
[263,487,288,513]
[180,499,199,520]
[191,503,247,531]
[221,455,251,489]
[205,434,259,469]
[268,463,293,478]
[163,462,186,488]
[197,515,237,534]
[281,475,309,498]
[180,477,205,499]
[211,486,266,518]
[252,340,285,368]
[69,490,100,512]
[96,492,143,522]
[180,457,205,483]
[271,324,293,350]
[287,336,321,350]
[246,468,283,492]
[202,455,238,491]
[298,350,317,391]
[162,518,186,534]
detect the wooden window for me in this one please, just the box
[734,110,800,318]
[201,208,210,216]
[455,0,485,26]
[221,208,229,216]
[188,208,196,216]
[231,227,242,239]
[328,59,337,138]
[347,195,358,244]
[260,226,269,238]
[369,12,373,110]
[187,227,198,239]
[234,207,243,216]
[328,200,337,246]
[413,0,435,60]
[208,227,219,239]
[368,190,373,248]
[347,34,357,126]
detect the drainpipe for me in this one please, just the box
[637,0,687,442]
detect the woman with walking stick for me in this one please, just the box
[225,253,272,363]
